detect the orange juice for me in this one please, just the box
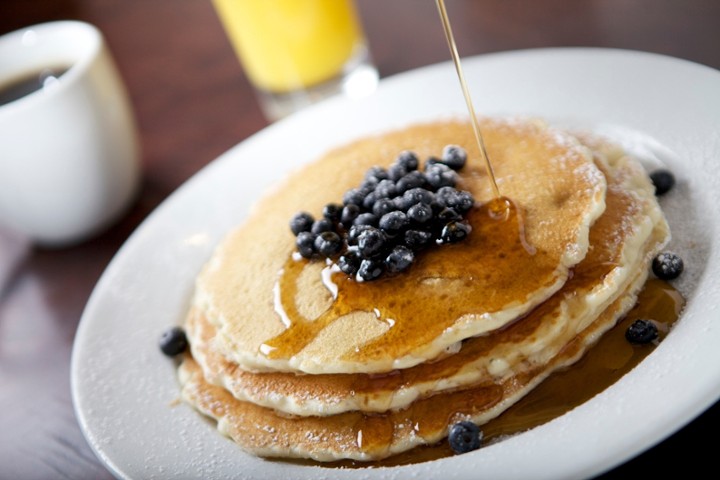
[212,0,365,93]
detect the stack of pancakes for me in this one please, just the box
[177,118,669,462]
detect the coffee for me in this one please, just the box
[0,67,69,107]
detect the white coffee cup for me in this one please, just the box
[0,21,140,247]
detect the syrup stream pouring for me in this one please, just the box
[435,0,505,213]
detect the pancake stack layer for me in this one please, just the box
[177,117,669,462]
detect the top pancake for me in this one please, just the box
[193,117,607,374]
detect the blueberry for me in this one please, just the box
[311,218,334,234]
[337,250,362,275]
[396,171,427,193]
[388,163,407,181]
[362,191,379,211]
[452,191,475,213]
[343,187,367,206]
[396,150,419,171]
[314,231,342,257]
[429,199,446,215]
[404,229,433,250]
[159,326,188,357]
[372,197,397,218]
[347,224,373,245]
[650,169,675,196]
[353,212,379,227]
[625,319,659,344]
[407,203,433,225]
[296,231,316,258]
[375,179,398,199]
[293,146,476,280]
[385,245,415,273]
[322,203,343,223]
[435,186,458,208]
[437,207,462,223]
[365,165,389,183]
[290,212,314,235]
[652,252,684,280]
[393,195,412,212]
[340,204,360,227]
[424,156,441,169]
[441,144,467,170]
[357,258,384,281]
[357,227,387,258]
[426,163,457,189]
[448,421,482,454]
[440,221,471,243]
[436,188,475,213]
[379,210,409,236]
[403,187,435,206]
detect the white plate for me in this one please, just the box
[71,48,720,480]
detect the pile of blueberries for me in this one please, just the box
[289,145,475,281]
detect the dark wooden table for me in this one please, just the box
[1,1,718,479]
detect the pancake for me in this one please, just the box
[193,117,607,374]
[178,264,654,462]
[185,137,668,417]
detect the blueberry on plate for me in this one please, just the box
[159,326,188,357]
[652,252,684,280]
[448,421,482,454]
[649,169,675,196]
[625,319,659,344]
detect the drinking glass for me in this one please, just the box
[212,0,378,121]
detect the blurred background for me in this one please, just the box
[3,0,719,196]
[1,1,719,479]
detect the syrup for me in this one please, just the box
[278,277,684,468]
[378,278,685,466]
[262,199,558,363]
[436,0,502,203]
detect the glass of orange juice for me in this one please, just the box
[212,0,378,121]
